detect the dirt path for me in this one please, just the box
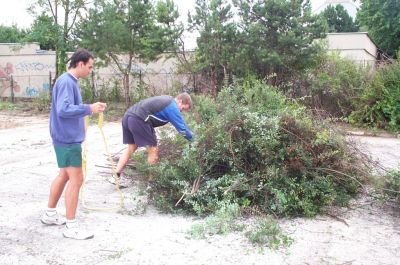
[0,112,399,265]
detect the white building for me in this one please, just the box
[326,32,380,67]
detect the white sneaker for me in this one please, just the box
[107,174,128,188]
[63,226,94,240]
[40,212,66,225]
[107,175,118,185]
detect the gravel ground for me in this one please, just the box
[0,112,399,265]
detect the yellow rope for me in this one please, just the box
[80,113,125,211]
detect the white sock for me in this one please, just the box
[46,208,57,216]
[66,219,77,229]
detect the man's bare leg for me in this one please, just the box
[41,169,69,225]
[62,166,94,240]
[147,146,159,181]
[64,166,83,220]
[115,144,138,174]
[47,168,69,208]
[147,146,159,165]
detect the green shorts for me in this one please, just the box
[54,144,82,168]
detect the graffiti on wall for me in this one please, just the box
[25,83,50,97]
[0,62,51,98]
[15,61,55,72]
[0,62,21,97]
[1,47,190,98]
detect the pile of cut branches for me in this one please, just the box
[136,80,370,217]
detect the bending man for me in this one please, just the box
[115,93,193,178]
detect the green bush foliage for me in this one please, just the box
[384,170,400,203]
[188,203,244,239]
[0,102,16,110]
[245,217,293,249]
[140,80,367,217]
[80,76,122,103]
[188,202,291,249]
[350,59,400,131]
[304,53,368,117]
[33,90,51,111]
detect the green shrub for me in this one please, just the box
[137,80,367,217]
[33,90,51,111]
[80,78,95,103]
[384,170,400,202]
[305,53,368,117]
[0,102,16,110]
[188,203,243,238]
[245,217,293,249]
[350,58,400,131]
[80,76,123,103]
[188,203,292,249]
[94,78,123,103]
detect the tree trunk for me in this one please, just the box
[54,1,59,77]
[210,65,217,99]
[222,64,229,88]
[123,73,130,107]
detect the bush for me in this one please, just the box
[188,203,291,249]
[137,80,367,217]
[33,90,51,111]
[245,217,293,249]
[350,58,400,131]
[188,203,244,238]
[0,102,16,110]
[384,170,400,203]
[80,76,123,103]
[304,53,368,117]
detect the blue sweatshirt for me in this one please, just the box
[125,95,193,140]
[50,72,91,146]
[153,100,193,140]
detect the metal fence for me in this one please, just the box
[0,71,200,102]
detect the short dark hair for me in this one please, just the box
[68,48,94,69]
[176,92,192,109]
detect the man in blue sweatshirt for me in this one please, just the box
[113,93,193,180]
[41,48,107,240]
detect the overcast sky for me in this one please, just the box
[0,0,327,49]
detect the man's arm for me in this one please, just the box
[56,81,106,117]
[55,81,90,118]
[163,102,193,140]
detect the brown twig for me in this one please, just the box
[325,213,349,227]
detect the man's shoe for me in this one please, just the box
[107,174,128,188]
[40,212,66,225]
[63,227,94,240]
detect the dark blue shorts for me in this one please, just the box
[122,115,157,147]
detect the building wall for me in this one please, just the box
[96,54,191,96]
[0,43,46,55]
[326,32,378,66]
[0,43,192,98]
[0,43,56,98]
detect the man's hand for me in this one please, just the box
[185,130,194,141]
[90,102,107,113]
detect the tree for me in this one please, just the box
[29,0,89,76]
[0,25,28,43]
[24,13,60,50]
[320,4,358,33]
[233,0,326,87]
[77,0,183,106]
[357,0,400,58]
[188,0,238,97]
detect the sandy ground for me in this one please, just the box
[0,112,399,265]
